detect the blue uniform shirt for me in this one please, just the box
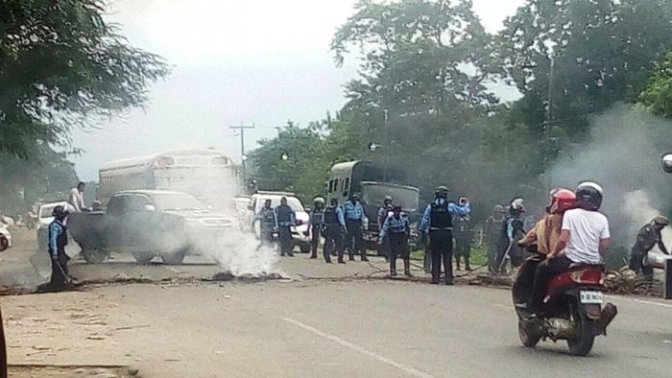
[419,198,471,232]
[255,207,278,228]
[48,220,65,257]
[335,206,346,226]
[343,201,366,221]
[380,213,410,239]
[274,205,296,227]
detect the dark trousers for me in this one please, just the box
[260,227,275,249]
[310,225,321,257]
[529,255,573,310]
[454,237,471,268]
[379,235,390,261]
[430,230,453,284]
[49,250,69,291]
[278,226,293,256]
[487,237,499,273]
[345,220,366,260]
[323,225,344,262]
[629,248,653,276]
[389,233,409,273]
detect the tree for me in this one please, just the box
[0,0,169,157]
[640,51,672,118]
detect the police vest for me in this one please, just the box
[387,215,409,234]
[430,202,452,230]
[261,208,276,227]
[48,222,68,253]
[311,210,325,225]
[275,206,293,224]
[324,206,338,225]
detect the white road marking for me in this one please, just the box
[283,317,436,378]
[606,295,672,309]
[166,267,181,274]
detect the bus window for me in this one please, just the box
[334,179,339,194]
[343,178,350,197]
[328,180,334,193]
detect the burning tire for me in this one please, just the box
[161,248,187,265]
[132,250,154,264]
[82,249,105,264]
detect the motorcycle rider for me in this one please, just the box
[485,205,505,273]
[519,188,576,255]
[48,205,70,291]
[343,194,368,262]
[377,195,394,261]
[309,197,326,259]
[379,205,411,277]
[256,199,277,249]
[496,199,526,273]
[528,182,611,314]
[628,216,670,276]
[275,197,296,257]
[322,198,346,264]
[419,186,471,285]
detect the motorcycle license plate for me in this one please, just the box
[580,291,603,304]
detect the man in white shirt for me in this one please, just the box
[528,182,610,313]
[67,182,86,213]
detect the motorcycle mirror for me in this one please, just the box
[663,153,672,174]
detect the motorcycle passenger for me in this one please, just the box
[309,197,326,259]
[419,186,471,285]
[343,194,368,262]
[48,206,70,291]
[274,197,296,257]
[519,188,576,255]
[485,205,505,272]
[628,216,670,276]
[496,199,526,272]
[322,198,346,264]
[256,199,277,249]
[379,205,411,277]
[528,182,611,314]
[453,204,473,271]
[377,195,394,261]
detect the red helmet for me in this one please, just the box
[549,188,576,214]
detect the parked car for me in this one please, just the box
[35,202,69,251]
[243,191,311,253]
[68,190,234,264]
[0,224,11,252]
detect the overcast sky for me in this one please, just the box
[72,0,526,180]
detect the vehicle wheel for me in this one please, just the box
[0,236,8,252]
[132,251,154,264]
[82,249,105,264]
[161,249,187,265]
[299,244,311,254]
[567,302,597,356]
[518,318,541,348]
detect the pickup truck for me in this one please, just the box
[68,190,234,264]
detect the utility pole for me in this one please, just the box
[544,56,555,191]
[230,123,255,183]
[383,109,389,182]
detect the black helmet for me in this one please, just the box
[384,195,392,204]
[52,205,68,220]
[313,197,325,205]
[509,198,525,215]
[575,181,603,211]
[436,186,449,199]
[653,215,669,226]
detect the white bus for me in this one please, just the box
[98,149,239,208]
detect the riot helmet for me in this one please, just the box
[313,197,325,208]
[52,205,69,221]
[509,198,525,216]
[435,186,449,200]
[384,195,392,206]
[653,215,669,227]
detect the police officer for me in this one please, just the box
[453,208,473,271]
[377,195,393,261]
[256,199,277,249]
[629,216,670,276]
[485,205,505,273]
[380,205,411,277]
[419,186,471,285]
[309,197,326,259]
[343,194,368,262]
[48,206,70,291]
[274,197,296,257]
[322,198,346,263]
[496,199,526,273]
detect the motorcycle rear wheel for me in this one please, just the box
[518,318,541,348]
[567,302,596,356]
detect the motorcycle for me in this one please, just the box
[512,251,618,356]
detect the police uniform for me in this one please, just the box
[453,214,473,271]
[377,205,393,261]
[48,219,69,291]
[343,199,368,261]
[380,212,411,276]
[629,223,669,275]
[484,213,504,273]
[497,215,525,271]
[256,206,277,248]
[322,204,346,263]
[274,204,296,256]
[309,207,325,259]
[420,197,471,285]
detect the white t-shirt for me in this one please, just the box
[68,188,85,213]
[561,208,610,264]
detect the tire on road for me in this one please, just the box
[567,302,597,356]
[518,319,541,348]
[132,250,154,264]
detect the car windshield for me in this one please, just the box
[257,196,304,212]
[361,184,420,212]
[152,193,206,211]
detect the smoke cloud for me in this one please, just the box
[546,104,672,264]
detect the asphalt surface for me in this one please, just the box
[2,230,672,377]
